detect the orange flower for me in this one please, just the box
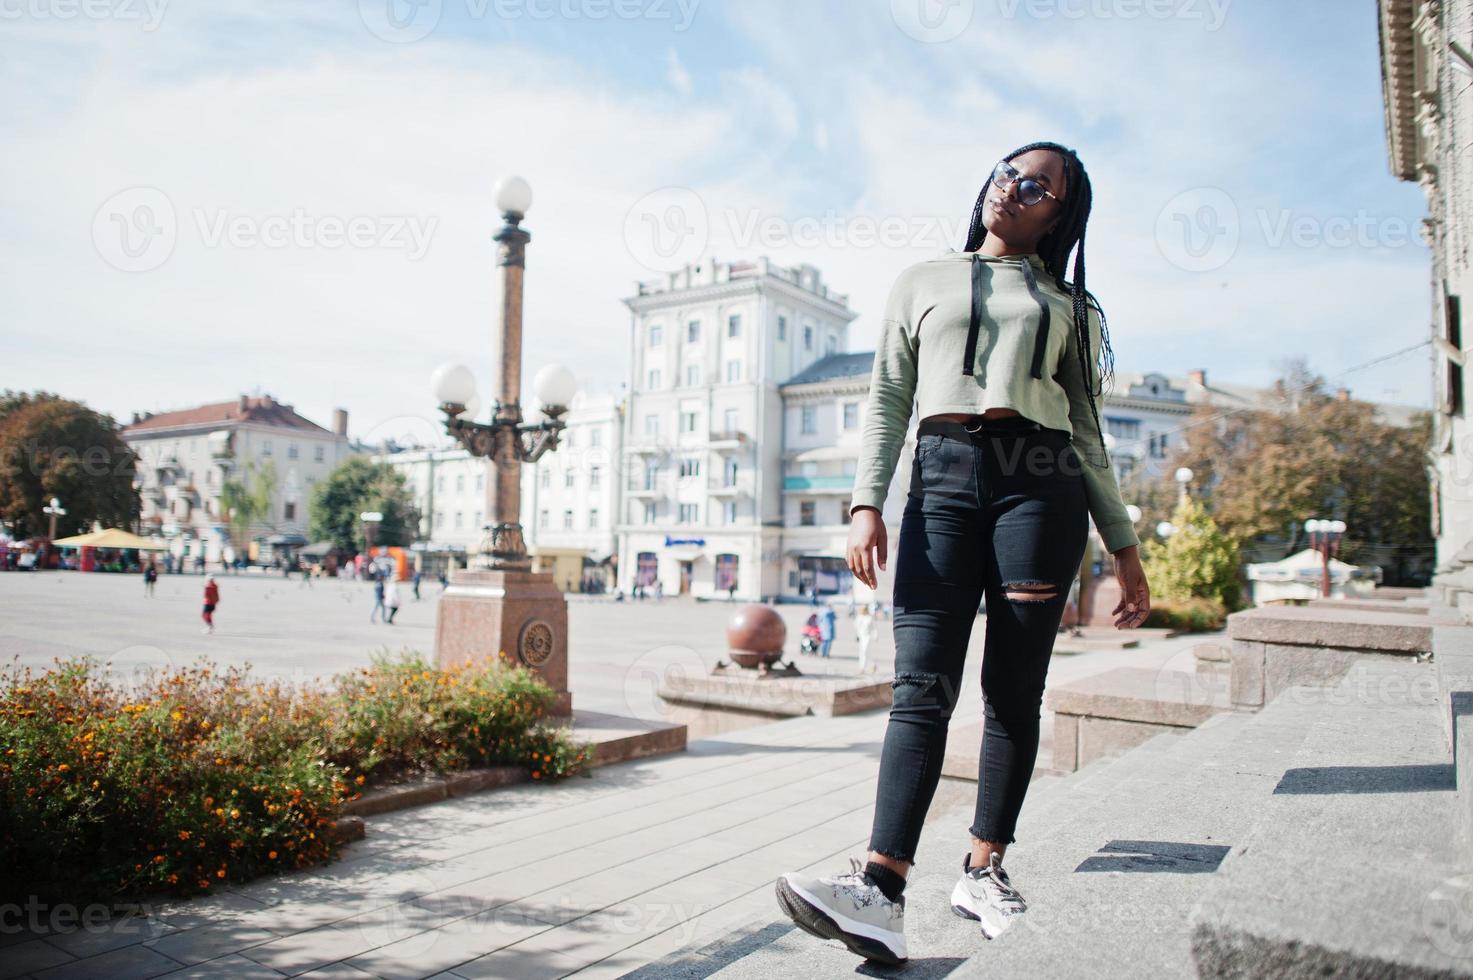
[268,850,278,860]
[178,830,191,840]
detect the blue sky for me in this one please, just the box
[0,0,1434,445]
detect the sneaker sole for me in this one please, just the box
[774,878,906,966]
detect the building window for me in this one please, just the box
[777,315,787,341]
[825,334,837,355]
[589,466,601,489]
[715,553,739,591]
[539,509,549,528]
[636,551,657,585]
[589,508,599,528]
[681,410,699,433]
[591,429,602,448]
[650,324,663,346]
[1148,433,1169,459]
[284,501,296,521]
[540,468,550,489]
[434,510,443,527]
[686,365,701,386]
[678,503,699,523]
[803,325,813,350]
[727,314,741,338]
[563,510,573,529]
[565,470,575,488]
[800,501,816,525]
[723,458,738,486]
[647,369,661,390]
[645,414,659,437]
[1106,416,1141,441]
[722,500,737,524]
[287,444,299,460]
[456,475,464,492]
[473,510,481,527]
[476,472,484,491]
[724,408,738,432]
[643,501,656,524]
[455,511,464,528]
[726,361,740,383]
[687,320,700,342]
[643,460,658,490]
[843,402,859,429]
[565,430,575,448]
[679,457,701,478]
[261,440,272,456]
[314,446,324,462]
[801,405,817,434]
[436,475,445,493]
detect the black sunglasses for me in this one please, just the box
[992,160,1060,207]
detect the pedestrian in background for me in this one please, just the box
[818,604,837,658]
[385,577,401,624]
[855,601,876,673]
[370,575,386,624]
[412,569,422,601]
[201,576,219,634]
[143,561,157,598]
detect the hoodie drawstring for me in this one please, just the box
[961,254,1051,380]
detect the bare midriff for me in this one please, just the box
[923,407,1022,424]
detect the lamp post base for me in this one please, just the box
[433,567,572,717]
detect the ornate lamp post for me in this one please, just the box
[1174,466,1194,506]
[43,496,66,540]
[430,176,577,715]
[1305,518,1347,597]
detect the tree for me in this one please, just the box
[308,457,418,552]
[0,391,139,539]
[1169,357,1433,582]
[1141,495,1244,610]
[219,459,279,550]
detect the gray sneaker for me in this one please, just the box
[776,857,907,965]
[950,851,1026,938]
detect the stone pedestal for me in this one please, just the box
[434,568,572,717]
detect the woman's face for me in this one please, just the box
[982,148,1067,249]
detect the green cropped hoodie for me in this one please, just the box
[851,249,1141,554]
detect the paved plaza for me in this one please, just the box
[0,571,1211,978]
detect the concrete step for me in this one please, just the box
[631,710,1266,979]
[1190,658,1472,978]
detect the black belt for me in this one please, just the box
[918,416,1057,440]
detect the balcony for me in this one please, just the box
[708,430,749,451]
[708,473,754,496]
[783,475,854,494]
[625,482,663,498]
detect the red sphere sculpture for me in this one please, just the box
[725,604,787,669]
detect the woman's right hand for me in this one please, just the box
[846,507,887,590]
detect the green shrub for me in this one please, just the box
[1142,596,1227,632]
[1141,496,1245,611]
[0,650,586,906]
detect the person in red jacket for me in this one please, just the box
[202,576,219,634]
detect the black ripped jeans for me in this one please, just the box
[868,415,1090,862]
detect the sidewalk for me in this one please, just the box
[2,625,1199,980]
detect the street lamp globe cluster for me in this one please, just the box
[429,176,577,572]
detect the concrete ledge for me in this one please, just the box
[1044,666,1229,771]
[1228,604,1434,653]
[327,815,365,844]
[1307,597,1430,615]
[557,709,689,766]
[1227,605,1434,709]
[343,767,528,817]
[658,670,891,719]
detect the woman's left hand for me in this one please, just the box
[1111,545,1150,629]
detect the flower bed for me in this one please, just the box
[0,649,586,906]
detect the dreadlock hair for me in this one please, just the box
[961,141,1115,464]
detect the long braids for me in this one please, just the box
[962,141,1115,463]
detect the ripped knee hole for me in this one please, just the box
[1003,581,1059,603]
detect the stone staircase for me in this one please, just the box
[625,591,1473,978]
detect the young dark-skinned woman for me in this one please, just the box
[775,142,1151,965]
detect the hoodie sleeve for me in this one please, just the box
[1061,301,1140,554]
[851,268,919,513]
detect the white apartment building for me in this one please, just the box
[123,395,353,565]
[616,256,858,600]
[375,392,623,582]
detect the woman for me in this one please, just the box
[776,142,1151,965]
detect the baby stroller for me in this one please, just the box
[799,614,822,655]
